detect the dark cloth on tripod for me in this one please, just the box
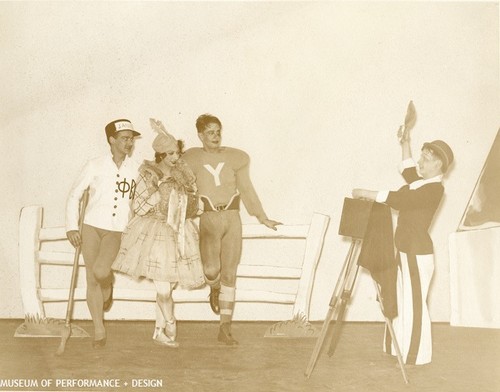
[357,202,398,319]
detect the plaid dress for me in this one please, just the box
[112,160,204,289]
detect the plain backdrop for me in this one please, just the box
[1,1,498,321]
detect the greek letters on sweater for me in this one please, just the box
[66,154,140,232]
[183,147,266,219]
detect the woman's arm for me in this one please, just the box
[133,170,161,216]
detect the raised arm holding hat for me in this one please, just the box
[66,119,141,348]
[352,115,454,366]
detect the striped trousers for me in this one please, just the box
[384,251,434,365]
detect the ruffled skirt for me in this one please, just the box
[112,215,205,289]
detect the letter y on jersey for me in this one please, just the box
[204,162,225,186]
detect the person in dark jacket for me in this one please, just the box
[352,125,454,365]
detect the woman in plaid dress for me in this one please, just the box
[112,119,204,348]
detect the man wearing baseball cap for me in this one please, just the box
[352,126,454,365]
[66,119,141,348]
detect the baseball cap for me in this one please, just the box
[105,119,141,140]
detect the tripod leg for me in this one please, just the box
[327,264,360,357]
[304,302,337,378]
[326,295,348,357]
[304,240,361,378]
[373,281,409,384]
[328,240,358,307]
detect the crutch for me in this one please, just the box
[56,187,89,355]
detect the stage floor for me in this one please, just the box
[0,320,499,392]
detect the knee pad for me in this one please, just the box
[205,273,221,288]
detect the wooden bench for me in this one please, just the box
[18,206,329,335]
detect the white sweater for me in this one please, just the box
[66,153,140,232]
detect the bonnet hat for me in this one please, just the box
[150,118,178,153]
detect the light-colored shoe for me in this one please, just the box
[165,319,177,341]
[153,327,179,348]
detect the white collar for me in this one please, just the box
[410,174,443,190]
[108,152,130,168]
